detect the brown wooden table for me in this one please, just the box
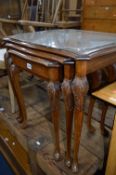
[4,29,116,173]
[3,37,75,165]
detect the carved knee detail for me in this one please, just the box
[62,79,74,111]
[71,76,89,111]
[48,81,61,111]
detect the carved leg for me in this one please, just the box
[87,96,96,133]
[62,79,74,167]
[5,52,21,118]
[71,61,89,173]
[100,103,109,135]
[48,81,61,160]
[5,52,22,120]
[9,64,27,128]
[71,76,88,172]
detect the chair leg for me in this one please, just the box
[100,103,109,135]
[87,96,96,133]
[8,78,16,113]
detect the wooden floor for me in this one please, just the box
[0,75,114,175]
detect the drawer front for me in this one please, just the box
[12,56,62,82]
[13,57,49,80]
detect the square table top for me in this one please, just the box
[5,29,116,60]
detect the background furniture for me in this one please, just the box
[0,48,15,113]
[19,0,83,29]
[0,0,22,37]
[87,64,116,135]
[82,0,116,33]
[92,82,116,175]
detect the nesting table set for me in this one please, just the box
[3,29,116,173]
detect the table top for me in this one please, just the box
[5,29,116,60]
[92,82,116,106]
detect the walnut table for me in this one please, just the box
[4,30,116,173]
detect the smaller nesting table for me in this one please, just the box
[3,38,75,164]
[4,29,116,173]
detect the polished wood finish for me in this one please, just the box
[4,30,116,173]
[71,53,116,172]
[4,37,75,170]
[4,39,75,165]
[71,61,89,172]
[61,63,74,167]
[47,81,61,160]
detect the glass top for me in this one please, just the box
[9,29,116,57]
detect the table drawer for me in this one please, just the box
[12,56,62,82]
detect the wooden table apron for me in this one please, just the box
[4,39,116,173]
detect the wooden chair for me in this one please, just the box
[92,82,116,175]
[0,48,15,113]
[87,64,116,135]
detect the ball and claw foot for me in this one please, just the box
[54,152,60,161]
[72,162,79,173]
[65,159,71,168]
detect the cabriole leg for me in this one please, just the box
[9,64,27,128]
[48,81,61,160]
[62,64,74,167]
[71,61,88,173]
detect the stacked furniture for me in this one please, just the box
[4,29,116,173]
[87,64,116,134]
